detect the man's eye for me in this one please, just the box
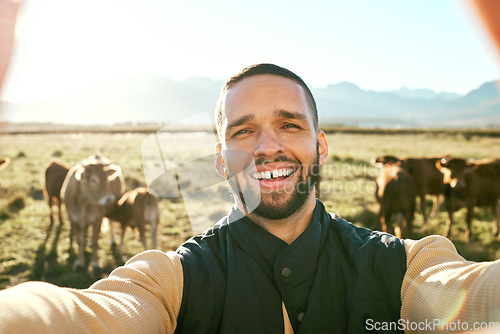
[233,129,251,137]
[283,123,301,129]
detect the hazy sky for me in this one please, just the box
[2,0,499,103]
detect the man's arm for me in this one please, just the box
[0,250,183,333]
[401,236,500,333]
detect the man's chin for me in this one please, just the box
[250,192,309,221]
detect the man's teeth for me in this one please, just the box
[252,168,294,180]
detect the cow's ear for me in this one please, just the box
[105,164,122,180]
[75,167,85,181]
[371,157,383,168]
[0,157,10,170]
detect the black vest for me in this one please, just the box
[175,200,406,333]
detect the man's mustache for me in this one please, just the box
[254,155,300,166]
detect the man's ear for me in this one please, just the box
[317,130,329,165]
[214,143,225,176]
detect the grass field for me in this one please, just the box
[1,128,500,290]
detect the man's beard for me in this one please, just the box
[225,146,320,220]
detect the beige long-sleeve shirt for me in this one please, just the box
[0,235,498,333]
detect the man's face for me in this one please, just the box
[216,74,328,220]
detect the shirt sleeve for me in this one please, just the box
[0,250,183,334]
[401,235,500,334]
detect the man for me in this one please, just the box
[0,63,499,334]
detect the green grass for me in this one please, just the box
[1,129,500,290]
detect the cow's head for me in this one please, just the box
[372,155,400,167]
[436,157,471,189]
[75,163,119,206]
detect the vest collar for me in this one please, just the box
[227,200,327,328]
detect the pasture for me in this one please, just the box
[1,128,500,290]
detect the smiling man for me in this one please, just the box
[1,64,500,334]
[173,64,406,333]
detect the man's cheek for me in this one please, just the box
[223,150,255,178]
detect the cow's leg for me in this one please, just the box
[108,219,117,248]
[48,197,55,226]
[90,220,102,269]
[57,199,64,226]
[494,203,500,236]
[73,224,86,270]
[406,209,414,238]
[430,195,441,218]
[117,224,127,254]
[379,207,387,233]
[465,205,474,243]
[151,220,158,249]
[138,225,148,250]
[419,193,428,224]
[444,213,453,238]
[444,195,454,238]
[383,211,392,234]
[394,212,403,239]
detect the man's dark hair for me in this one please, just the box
[215,63,318,137]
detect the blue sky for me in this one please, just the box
[1,0,499,103]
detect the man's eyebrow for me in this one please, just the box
[226,114,255,130]
[274,109,307,121]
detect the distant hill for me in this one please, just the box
[314,81,500,127]
[2,75,499,128]
[387,87,460,101]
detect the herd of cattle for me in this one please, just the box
[43,153,160,271]
[1,152,500,270]
[373,155,500,241]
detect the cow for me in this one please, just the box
[106,187,160,254]
[375,161,417,238]
[436,157,500,242]
[373,155,445,223]
[43,160,71,226]
[61,154,123,270]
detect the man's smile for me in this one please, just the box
[251,167,295,180]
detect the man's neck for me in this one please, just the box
[243,195,317,245]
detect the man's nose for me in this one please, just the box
[254,127,285,157]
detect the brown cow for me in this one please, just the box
[106,187,159,253]
[61,155,123,270]
[374,155,445,223]
[436,157,500,242]
[375,161,416,238]
[43,161,71,226]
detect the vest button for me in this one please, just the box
[298,312,305,322]
[281,267,292,278]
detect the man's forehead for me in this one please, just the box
[221,74,310,119]
[225,74,305,97]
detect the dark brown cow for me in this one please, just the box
[436,157,500,242]
[375,161,417,238]
[43,161,71,226]
[374,155,445,223]
[61,155,123,270]
[107,187,159,253]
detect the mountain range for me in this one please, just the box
[2,75,499,128]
